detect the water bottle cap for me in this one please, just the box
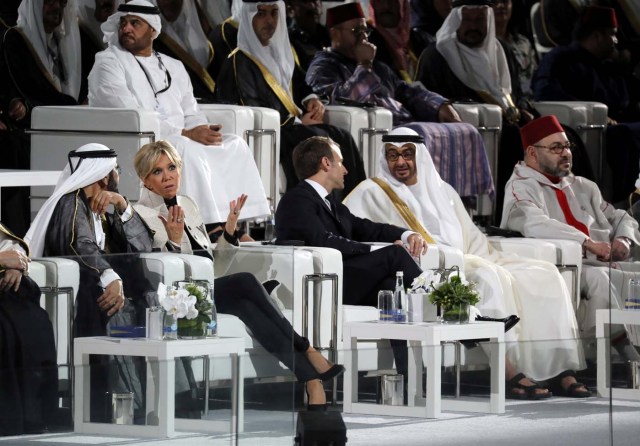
[396,271,404,277]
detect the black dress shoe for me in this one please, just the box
[318,364,345,382]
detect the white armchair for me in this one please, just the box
[29,104,280,209]
[31,257,80,406]
[489,237,583,310]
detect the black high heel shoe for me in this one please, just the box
[305,380,327,411]
[318,364,345,382]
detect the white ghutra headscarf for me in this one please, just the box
[150,0,212,68]
[236,0,295,95]
[377,127,465,251]
[25,144,118,257]
[16,0,82,100]
[435,3,513,111]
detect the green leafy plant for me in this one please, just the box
[428,274,480,307]
[428,275,480,322]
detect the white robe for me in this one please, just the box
[88,46,269,223]
[345,178,585,380]
[502,162,640,340]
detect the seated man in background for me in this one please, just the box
[502,115,640,362]
[532,5,640,204]
[0,0,85,236]
[275,135,428,376]
[216,0,365,197]
[25,143,153,421]
[151,0,217,103]
[88,0,269,231]
[286,0,330,71]
[306,2,493,209]
[0,222,57,435]
[415,0,538,220]
[345,127,588,398]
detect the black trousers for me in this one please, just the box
[343,245,423,375]
[214,272,318,382]
[0,275,58,435]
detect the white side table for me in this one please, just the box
[74,336,245,437]
[596,309,640,399]
[343,321,505,418]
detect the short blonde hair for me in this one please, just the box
[134,140,183,180]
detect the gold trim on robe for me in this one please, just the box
[230,48,301,119]
[370,177,436,244]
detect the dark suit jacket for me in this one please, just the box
[275,181,406,257]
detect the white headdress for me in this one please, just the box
[377,127,464,250]
[435,3,513,111]
[236,0,295,94]
[25,144,118,257]
[16,0,82,99]
[100,0,162,47]
[150,0,211,68]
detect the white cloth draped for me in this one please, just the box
[344,127,584,380]
[17,0,82,100]
[435,5,512,111]
[25,143,117,257]
[77,0,124,47]
[502,162,640,342]
[89,8,269,223]
[236,0,295,95]
[150,0,212,67]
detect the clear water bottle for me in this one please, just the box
[163,314,177,340]
[207,283,218,337]
[394,271,407,322]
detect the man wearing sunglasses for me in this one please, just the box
[502,115,640,363]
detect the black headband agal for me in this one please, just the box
[382,135,425,144]
[68,149,117,174]
[117,4,161,14]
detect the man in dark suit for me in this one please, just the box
[276,136,427,376]
[275,136,428,374]
[276,135,427,307]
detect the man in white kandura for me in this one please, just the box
[88,0,269,227]
[502,115,640,362]
[345,127,590,398]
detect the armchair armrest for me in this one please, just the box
[199,103,254,139]
[488,236,582,310]
[32,257,80,371]
[324,105,392,176]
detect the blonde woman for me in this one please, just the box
[133,140,343,409]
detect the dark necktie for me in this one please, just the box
[325,195,339,221]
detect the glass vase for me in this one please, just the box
[177,318,207,339]
[441,303,470,324]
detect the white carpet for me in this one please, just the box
[1,397,637,445]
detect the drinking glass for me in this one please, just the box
[378,290,396,322]
[626,279,640,310]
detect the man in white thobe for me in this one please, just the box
[88,0,269,225]
[345,127,589,397]
[501,115,640,361]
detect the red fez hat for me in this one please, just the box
[325,3,365,29]
[520,115,564,150]
[580,6,617,29]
